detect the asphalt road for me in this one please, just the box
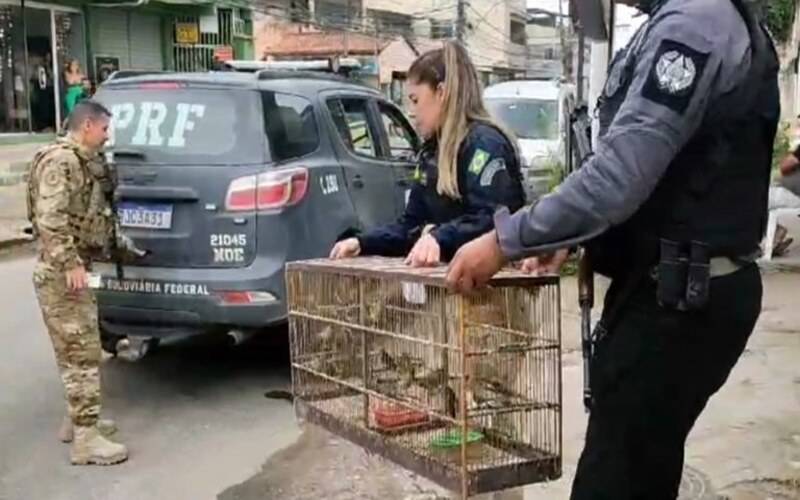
[0,252,301,500]
[2,249,799,500]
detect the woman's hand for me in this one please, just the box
[518,249,570,276]
[405,234,441,267]
[329,238,361,260]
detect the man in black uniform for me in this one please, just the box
[445,0,780,498]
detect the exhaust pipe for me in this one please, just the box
[116,336,154,362]
[226,329,253,346]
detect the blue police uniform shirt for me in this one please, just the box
[358,122,525,261]
[494,0,753,260]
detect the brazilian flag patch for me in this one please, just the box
[413,166,427,185]
[468,149,491,175]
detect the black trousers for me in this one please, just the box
[570,264,762,500]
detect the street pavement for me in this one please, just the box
[0,249,799,500]
[0,250,301,500]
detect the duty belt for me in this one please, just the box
[708,256,746,277]
[649,256,745,281]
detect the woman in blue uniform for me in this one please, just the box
[330,41,526,267]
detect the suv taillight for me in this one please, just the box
[225,168,309,212]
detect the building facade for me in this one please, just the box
[368,0,528,84]
[0,0,253,134]
[255,0,527,93]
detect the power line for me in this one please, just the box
[468,0,506,31]
[466,3,524,47]
[250,0,527,65]
[469,29,528,55]
[251,2,410,38]
[251,0,462,41]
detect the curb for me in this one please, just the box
[0,133,54,146]
[0,236,33,251]
[0,172,26,186]
[8,161,29,174]
[759,260,800,273]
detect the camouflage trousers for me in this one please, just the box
[33,261,101,427]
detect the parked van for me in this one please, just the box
[484,80,574,200]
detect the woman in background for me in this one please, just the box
[63,59,88,116]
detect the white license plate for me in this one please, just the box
[118,202,173,230]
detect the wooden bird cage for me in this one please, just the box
[287,257,562,499]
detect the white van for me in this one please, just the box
[484,80,574,199]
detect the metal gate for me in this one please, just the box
[173,8,232,72]
[90,9,163,71]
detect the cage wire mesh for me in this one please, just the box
[287,257,562,498]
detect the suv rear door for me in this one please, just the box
[324,94,399,229]
[373,100,420,213]
[95,82,265,268]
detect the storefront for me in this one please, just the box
[0,0,86,133]
[0,0,253,136]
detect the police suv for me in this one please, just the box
[93,68,420,353]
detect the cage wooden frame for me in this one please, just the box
[287,257,562,499]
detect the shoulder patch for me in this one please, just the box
[479,158,507,187]
[37,162,69,197]
[43,168,61,188]
[642,39,709,114]
[468,149,491,175]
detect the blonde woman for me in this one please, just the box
[63,59,88,116]
[330,41,525,267]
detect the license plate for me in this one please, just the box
[118,202,173,230]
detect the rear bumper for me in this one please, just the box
[93,257,288,338]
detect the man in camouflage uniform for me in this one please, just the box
[28,100,128,465]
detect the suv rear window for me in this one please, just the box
[95,87,265,165]
[261,91,319,162]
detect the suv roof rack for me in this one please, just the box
[225,57,362,74]
[255,70,350,82]
[105,70,173,81]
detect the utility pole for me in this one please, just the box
[344,0,351,57]
[558,0,574,83]
[456,0,467,43]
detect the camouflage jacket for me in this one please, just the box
[27,137,115,270]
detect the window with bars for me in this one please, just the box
[172,8,234,72]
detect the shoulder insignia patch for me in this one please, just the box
[36,162,69,197]
[43,168,61,188]
[468,149,491,175]
[642,39,709,114]
[479,158,507,187]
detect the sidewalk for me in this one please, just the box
[0,141,41,247]
[221,272,800,500]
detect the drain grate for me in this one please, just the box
[679,466,716,500]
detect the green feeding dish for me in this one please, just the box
[430,431,484,449]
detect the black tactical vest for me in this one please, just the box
[588,0,780,279]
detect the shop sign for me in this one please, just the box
[213,46,234,62]
[176,22,200,44]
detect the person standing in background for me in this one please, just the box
[63,59,89,117]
